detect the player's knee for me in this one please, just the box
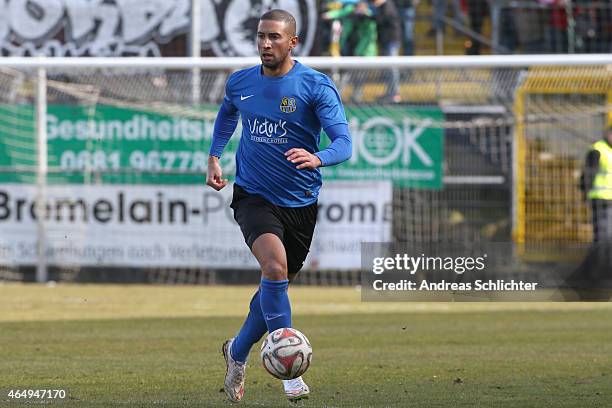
[261,259,288,281]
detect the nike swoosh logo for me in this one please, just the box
[264,313,284,320]
[240,94,254,101]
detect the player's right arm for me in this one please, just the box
[207,155,227,191]
[207,77,240,191]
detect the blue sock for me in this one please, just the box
[259,278,292,332]
[230,290,268,363]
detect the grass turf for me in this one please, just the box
[1,283,612,407]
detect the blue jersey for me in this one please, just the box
[214,61,349,207]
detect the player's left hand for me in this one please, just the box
[285,148,322,170]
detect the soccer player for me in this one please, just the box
[206,9,352,403]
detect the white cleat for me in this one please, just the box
[222,338,246,403]
[283,376,310,401]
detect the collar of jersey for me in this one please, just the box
[258,60,299,80]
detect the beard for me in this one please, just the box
[261,58,280,70]
[260,48,290,70]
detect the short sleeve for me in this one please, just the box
[314,76,348,130]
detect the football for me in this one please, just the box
[260,328,313,380]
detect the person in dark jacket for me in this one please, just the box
[372,0,402,102]
[395,0,419,55]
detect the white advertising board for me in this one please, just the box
[0,182,390,270]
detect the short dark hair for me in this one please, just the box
[260,9,297,37]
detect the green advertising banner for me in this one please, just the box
[0,104,36,184]
[0,104,443,189]
[322,106,443,189]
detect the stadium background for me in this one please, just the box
[1,1,612,407]
[0,0,610,285]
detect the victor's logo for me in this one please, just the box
[247,117,288,144]
[280,97,297,113]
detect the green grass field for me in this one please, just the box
[1,283,612,407]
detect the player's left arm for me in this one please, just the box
[285,78,352,170]
[285,124,351,169]
[314,123,351,167]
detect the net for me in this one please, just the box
[514,66,611,260]
[0,57,609,284]
[0,68,36,280]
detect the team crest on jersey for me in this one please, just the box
[280,97,297,113]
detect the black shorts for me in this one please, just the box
[230,184,318,276]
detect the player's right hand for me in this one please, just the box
[206,156,228,191]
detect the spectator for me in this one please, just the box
[323,1,378,56]
[396,0,420,55]
[465,0,489,55]
[497,1,518,53]
[371,0,402,101]
[513,0,546,53]
[574,0,611,53]
[429,0,467,36]
[314,0,333,55]
[539,0,569,53]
